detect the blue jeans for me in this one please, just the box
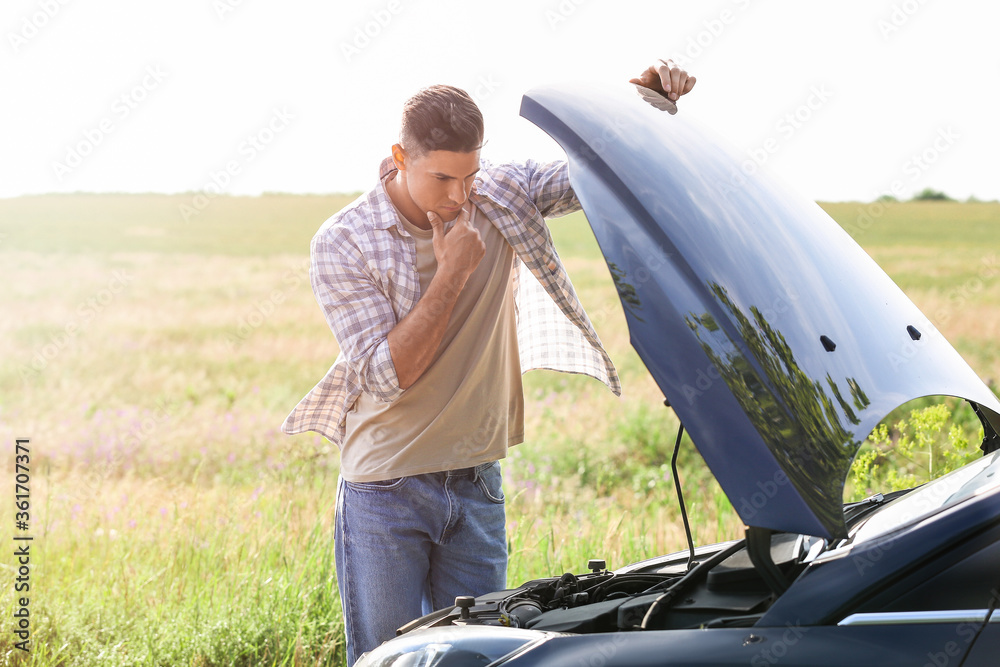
[334,461,508,665]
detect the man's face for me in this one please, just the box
[396,147,480,223]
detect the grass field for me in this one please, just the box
[1,194,998,665]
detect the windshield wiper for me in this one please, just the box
[843,488,914,527]
[843,493,884,511]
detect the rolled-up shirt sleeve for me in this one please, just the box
[523,159,580,218]
[310,231,404,404]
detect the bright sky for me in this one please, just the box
[3,0,997,202]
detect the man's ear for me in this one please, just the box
[391,144,407,171]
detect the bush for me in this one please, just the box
[911,187,953,201]
[848,402,980,500]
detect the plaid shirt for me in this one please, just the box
[281,156,621,446]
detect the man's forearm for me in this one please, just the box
[387,269,467,390]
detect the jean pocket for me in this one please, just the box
[344,476,408,491]
[475,462,505,504]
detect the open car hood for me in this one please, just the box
[520,82,1000,540]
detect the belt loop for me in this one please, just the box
[472,461,492,484]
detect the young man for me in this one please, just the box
[282,60,696,664]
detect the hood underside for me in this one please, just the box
[520,81,1000,539]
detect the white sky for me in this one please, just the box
[2,0,998,201]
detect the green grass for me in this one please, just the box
[1,196,998,665]
[823,200,1000,252]
[0,193,358,256]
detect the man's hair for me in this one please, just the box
[400,85,484,157]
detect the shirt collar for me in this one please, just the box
[371,157,403,231]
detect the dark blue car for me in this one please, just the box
[355,82,1000,667]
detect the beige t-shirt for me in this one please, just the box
[340,203,525,482]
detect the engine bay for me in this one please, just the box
[398,493,898,637]
[401,531,819,635]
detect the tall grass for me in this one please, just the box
[1,195,997,665]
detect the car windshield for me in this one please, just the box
[849,450,1000,545]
